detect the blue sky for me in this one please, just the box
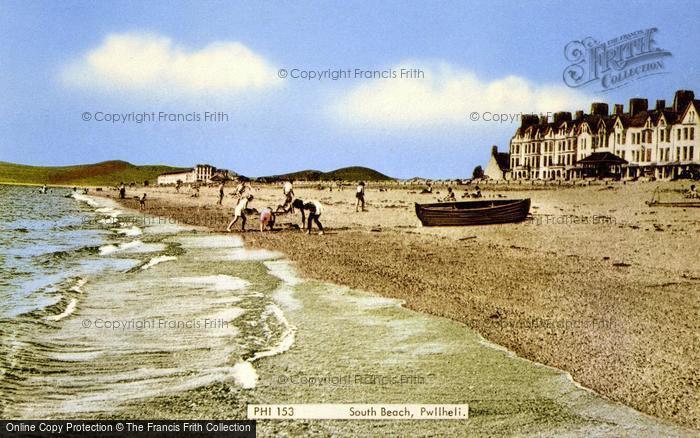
[0,0,698,178]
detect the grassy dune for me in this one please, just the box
[262,166,393,181]
[0,160,187,187]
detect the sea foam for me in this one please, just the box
[45,298,77,322]
[141,255,177,270]
[231,361,258,389]
[99,240,143,256]
[172,275,250,291]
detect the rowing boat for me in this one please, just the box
[415,199,531,226]
[645,200,700,208]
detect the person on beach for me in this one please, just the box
[118,183,126,199]
[175,180,182,193]
[355,181,366,212]
[259,207,276,232]
[291,199,306,229]
[227,194,254,232]
[233,181,250,198]
[687,184,698,199]
[277,181,295,213]
[139,193,147,210]
[294,199,324,235]
[191,185,200,198]
[442,187,456,202]
[217,182,225,205]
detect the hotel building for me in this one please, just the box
[157,164,228,185]
[508,90,699,180]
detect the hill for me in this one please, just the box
[260,166,393,182]
[0,160,188,186]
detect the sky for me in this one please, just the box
[0,0,698,178]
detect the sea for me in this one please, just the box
[0,185,294,417]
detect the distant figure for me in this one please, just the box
[217,182,225,205]
[355,181,366,212]
[442,187,456,202]
[72,187,77,192]
[191,185,200,197]
[175,181,182,193]
[118,183,126,199]
[259,207,276,232]
[472,186,482,198]
[139,193,147,210]
[277,181,295,213]
[420,183,433,194]
[39,185,47,194]
[227,194,254,232]
[82,188,89,194]
[688,184,698,199]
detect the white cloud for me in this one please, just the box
[332,62,596,128]
[62,32,280,97]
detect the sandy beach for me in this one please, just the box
[103,180,699,429]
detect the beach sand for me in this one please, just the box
[104,180,699,429]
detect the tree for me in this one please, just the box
[472,165,484,179]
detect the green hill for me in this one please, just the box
[261,166,393,182]
[0,160,188,186]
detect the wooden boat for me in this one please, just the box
[415,199,531,226]
[645,187,700,207]
[645,200,700,208]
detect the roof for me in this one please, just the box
[158,169,193,176]
[578,152,628,165]
[494,152,510,171]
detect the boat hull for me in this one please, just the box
[646,201,700,208]
[415,199,531,226]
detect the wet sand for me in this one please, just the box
[103,180,699,429]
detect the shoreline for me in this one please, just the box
[100,182,699,429]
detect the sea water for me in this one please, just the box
[0,186,293,417]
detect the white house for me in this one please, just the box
[157,164,218,185]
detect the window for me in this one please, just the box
[677,129,681,140]
[689,146,694,161]
[691,128,695,141]
[684,128,688,140]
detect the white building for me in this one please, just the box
[509,90,699,180]
[157,164,218,185]
[484,145,510,180]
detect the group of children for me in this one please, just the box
[225,181,327,235]
[220,180,372,234]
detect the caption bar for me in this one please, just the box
[248,404,469,420]
[1,420,255,437]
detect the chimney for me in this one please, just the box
[491,145,498,156]
[575,110,584,120]
[520,114,539,129]
[629,98,648,116]
[613,104,624,115]
[655,99,666,111]
[672,90,695,113]
[590,102,609,116]
[553,111,572,125]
